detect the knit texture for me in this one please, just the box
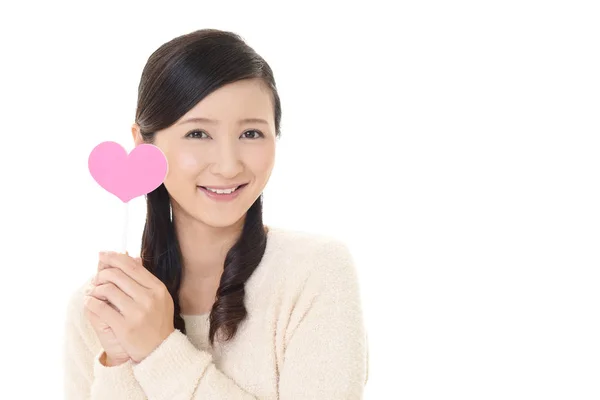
[63,226,369,399]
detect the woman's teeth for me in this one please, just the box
[205,186,240,194]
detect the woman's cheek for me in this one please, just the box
[162,150,201,185]
[252,146,275,173]
[178,151,202,171]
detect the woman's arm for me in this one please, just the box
[130,239,368,399]
[277,239,369,398]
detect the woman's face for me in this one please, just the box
[132,78,277,228]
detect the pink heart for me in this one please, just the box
[88,141,168,203]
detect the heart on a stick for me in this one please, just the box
[88,141,168,202]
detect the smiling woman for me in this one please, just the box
[133,76,278,233]
[63,28,369,400]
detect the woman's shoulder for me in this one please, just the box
[267,224,351,245]
[264,225,357,278]
[267,225,352,254]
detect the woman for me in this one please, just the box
[63,28,369,399]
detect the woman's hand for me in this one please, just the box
[83,251,175,364]
[83,258,131,366]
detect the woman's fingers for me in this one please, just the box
[90,281,136,316]
[93,267,147,301]
[97,256,110,272]
[83,295,124,330]
[84,306,111,332]
[98,252,157,289]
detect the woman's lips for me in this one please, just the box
[197,183,248,201]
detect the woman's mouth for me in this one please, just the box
[197,183,248,201]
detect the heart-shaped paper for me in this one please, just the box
[88,141,168,203]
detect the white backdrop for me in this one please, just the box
[1,1,599,398]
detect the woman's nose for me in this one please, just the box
[209,143,244,177]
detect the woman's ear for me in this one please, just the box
[131,123,143,146]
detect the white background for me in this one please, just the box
[1,1,599,398]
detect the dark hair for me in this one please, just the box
[134,29,281,346]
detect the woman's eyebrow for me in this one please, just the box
[177,117,269,125]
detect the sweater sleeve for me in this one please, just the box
[130,239,368,400]
[278,239,368,398]
[63,283,148,400]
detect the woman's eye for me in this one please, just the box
[242,130,264,139]
[185,129,264,139]
[185,130,208,139]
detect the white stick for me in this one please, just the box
[120,201,129,254]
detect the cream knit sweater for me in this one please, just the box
[63,226,369,399]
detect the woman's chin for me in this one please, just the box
[184,208,247,229]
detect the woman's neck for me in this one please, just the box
[174,212,245,280]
